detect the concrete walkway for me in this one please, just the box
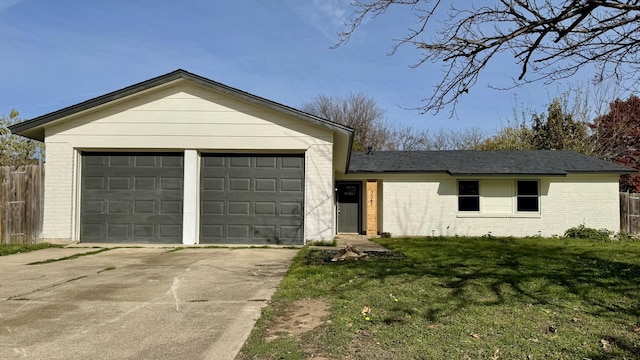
[332,234,390,251]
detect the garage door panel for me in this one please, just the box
[84,177,106,190]
[256,157,277,168]
[108,200,131,214]
[160,156,183,167]
[202,201,224,215]
[280,202,302,216]
[159,224,181,237]
[228,202,250,215]
[134,224,155,237]
[160,201,182,214]
[282,157,304,168]
[255,178,277,192]
[202,225,223,238]
[161,177,183,190]
[134,200,156,213]
[229,157,251,167]
[108,224,130,237]
[200,154,304,245]
[229,178,251,191]
[134,177,157,190]
[80,152,183,244]
[255,202,276,215]
[134,155,158,167]
[280,226,303,241]
[281,179,303,192]
[253,225,275,239]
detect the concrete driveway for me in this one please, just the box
[0,246,298,360]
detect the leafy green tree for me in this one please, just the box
[477,123,533,150]
[0,110,44,166]
[531,99,592,154]
[479,97,591,153]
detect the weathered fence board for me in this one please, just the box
[620,191,640,235]
[0,165,43,244]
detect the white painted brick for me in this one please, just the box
[382,174,621,238]
[304,143,335,242]
[41,142,75,242]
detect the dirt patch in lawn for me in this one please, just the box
[266,298,331,341]
[303,249,406,265]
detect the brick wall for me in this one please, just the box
[41,142,75,243]
[304,143,335,242]
[381,174,621,238]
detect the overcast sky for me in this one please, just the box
[0,0,602,134]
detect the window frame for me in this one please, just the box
[516,180,539,212]
[458,180,480,212]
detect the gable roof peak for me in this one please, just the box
[8,69,354,142]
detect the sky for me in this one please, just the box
[0,0,602,135]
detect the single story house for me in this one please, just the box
[9,69,634,244]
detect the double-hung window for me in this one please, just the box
[458,180,479,211]
[517,180,539,212]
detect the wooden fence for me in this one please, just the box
[0,165,44,244]
[620,191,640,235]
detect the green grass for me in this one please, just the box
[0,243,62,256]
[27,248,111,265]
[238,237,640,359]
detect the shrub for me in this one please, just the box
[564,224,613,241]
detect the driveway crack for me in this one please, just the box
[3,276,88,302]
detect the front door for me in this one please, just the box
[337,182,361,233]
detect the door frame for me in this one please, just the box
[335,181,362,234]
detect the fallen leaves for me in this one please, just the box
[361,305,371,321]
[600,338,613,352]
[492,348,500,360]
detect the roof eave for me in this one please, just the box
[346,170,450,174]
[8,69,354,141]
[449,172,568,177]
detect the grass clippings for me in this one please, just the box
[238,236,640,359]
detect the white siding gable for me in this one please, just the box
[45,83,332,149]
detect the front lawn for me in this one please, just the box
[238,237,640,359]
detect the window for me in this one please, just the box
[458,181,479,211]
[517,180,539,212]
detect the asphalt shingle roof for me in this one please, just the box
[348,150,635,175]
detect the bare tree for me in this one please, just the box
[302,93,486,150]
[302,93,392,150]
[336,1,640,115]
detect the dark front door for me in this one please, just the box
[337,182,360,233]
